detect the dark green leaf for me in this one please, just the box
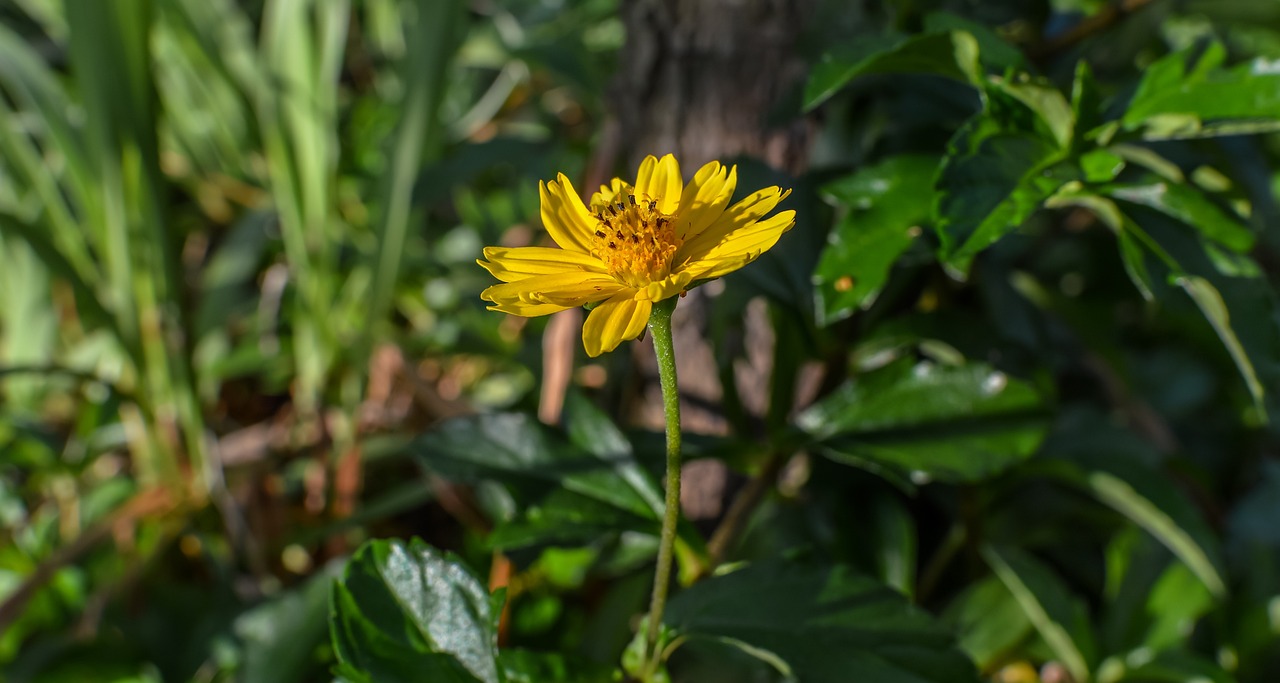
[1106,650,1238,683]
[922,13,1024,71]
[665,561,980,683]
[797,358,1048,483]
[944,577,1034,671]
[991,78,1075,149]
[813,155,936,324]
[1177,275,1266,416]
[411,412,705,557]
[498,649,618,683]
[1042,189,1158,300]
[1041,423,1229,598]
[330,538,499,683]
[236,565,340,683]
[934,85,1078,271]
[982,546,1096,683]
[411,413,655,520]
[804,31,980,110]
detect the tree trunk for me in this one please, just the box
[613,0,813,173]
[612,0,814,524]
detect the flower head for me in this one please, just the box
[479,154,795,356]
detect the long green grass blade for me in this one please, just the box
[364,0,467,348]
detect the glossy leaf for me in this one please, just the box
[330,538,500,683]
[664,561,980,683]
[797,358,1048,483]
[804,31,980,110]
[813,155,935,324]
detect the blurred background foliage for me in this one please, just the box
[1,0,1280,681]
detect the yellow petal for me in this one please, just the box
[681,210,795,280]
[478,246,607,283]
[582,291,652,357]
[486,300,572,317]
[675,186,790,265]
[642,271,694,302]
[540,175,597,253]
[675,162,737,241]
[590,177,635,211]
[691,210,796,263]
[634,154,683,214]
[681,254,755,282]
[482,272,622,308]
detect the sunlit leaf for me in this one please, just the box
[1123,42,1280,139]
[813,155,936,324]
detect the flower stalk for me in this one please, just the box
[642,296,681,679]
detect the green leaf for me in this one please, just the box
[982,546,1096,683]
[236,564,340,683]
[1103,650,1237,683]
[797,358,1048,483]
[922,12,1024,71]
[869,492,917,598]
[1142,562,1214,651]
[362,0,466,354]
[1041,424,1229,598]
[990,78,1075,150]
[1122,42,1280,139]
[813,155,935,324]
[411,412,654,520]
[944,577,1034,671]
[1071,60,1104,143]
[410,411,705,558]
[1105,182,1255,254]
[1043,189,1159,301]
[664,561,980,683]
[498,649,618,683]
[803,31,980,110]
[934,85,1078,272]
[330,538,500,683]
[1176,275,1266,417]
[1079,149,1126,184]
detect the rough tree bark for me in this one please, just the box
[612,0,814,523]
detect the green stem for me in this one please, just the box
[643,297,682,679]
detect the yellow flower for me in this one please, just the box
[478,154,795,356]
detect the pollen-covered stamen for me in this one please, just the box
[590,193,680,288]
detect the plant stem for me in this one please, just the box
[643,297,681,679]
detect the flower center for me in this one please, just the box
[590,194,680,288]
